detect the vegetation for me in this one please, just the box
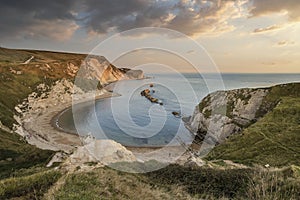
[146,164,251,199]
[0,169,61,199]
[54,166,195,200]
[198,94,211,112]
[0,129,54,179]
[0,48,80,199]
[0,47,85,128]
[51,164,300,200]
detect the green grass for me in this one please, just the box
[146,164,251,199]
[0,129,54,179]
[54,167,195,200]
[53,164,300,200]
[207,95,300,167]
[0,169,62,199]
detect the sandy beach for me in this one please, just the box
[15,80,119,153]
[25,93,118,153]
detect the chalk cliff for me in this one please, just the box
[186,87,269,144]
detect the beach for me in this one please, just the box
[15,79,118,153]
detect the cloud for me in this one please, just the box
[250,0,300,21]
[0,0,79,41]
[2,0,299,41]
[1,0,248,40]
[23,20,79,41]
[276,40,295,46]
[277,40,288,46]
[253,24,281,33]
[81,0,248,37]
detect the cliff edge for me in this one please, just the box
[186,82,300,166]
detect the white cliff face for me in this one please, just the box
[187,88,269,144]
[80,56,144,85]
[13,79,104,152]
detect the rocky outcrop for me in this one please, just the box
[186,88,269,144]
[79,56,144,86]
[140,86,163,105]
[67,137,136,166]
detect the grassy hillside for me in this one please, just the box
[0,129,54,179]
[0,47,86,128]
[52,165,299,200]
[0,48,84,185]
[0,169,62,199]
[207,83,300,167]
[0,163,298,199]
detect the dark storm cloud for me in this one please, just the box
[0,0,248,40]
[2,0,298,41]
[81,0,169,33]
[0,0,246,40]
[82,0,245,37]
[0,0,78,41]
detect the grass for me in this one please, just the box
[246,167,300,200]
[0,47,85,128]
[53,164,300,200]
[0,47,81,179]
[146,164,251,199]
[54,167,196,200]
[0,129,54,179]
[0,169,62,199]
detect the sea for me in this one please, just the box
[56,73,300,147]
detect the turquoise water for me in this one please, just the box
[57,73,300,147]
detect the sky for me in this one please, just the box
[0,0,300,73]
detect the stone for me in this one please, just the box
[172,111,180,117]
[185,88,268,144]
[68,139,136,166]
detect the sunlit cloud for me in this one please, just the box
[253,24,282,33]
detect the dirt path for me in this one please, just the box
[22,55,34,64]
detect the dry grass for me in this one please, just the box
[0,169,61,199]
[54,167,196,200]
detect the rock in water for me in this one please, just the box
[172,111,181,117]
[141,89,150,96]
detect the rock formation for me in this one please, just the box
[172,111,181,117]
[186,87,269,144]
[79,56,144,86]
[68,138,137,166]
[141,88,161,104]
